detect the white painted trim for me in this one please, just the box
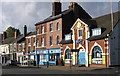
[77,44,85,51]
[102,53,109,55]
[26,35,36,38]
[105,46,109,49]
[105,41,108,44]
[89,42,103,55]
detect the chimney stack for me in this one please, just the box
[69,2,78,9]
[3,31,7,41]
[24,25,27,37]
[52,0,61,16]
[14,30,17,39]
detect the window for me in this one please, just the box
[57,36,59,45]
[22,44,24,51]
[92,46,102,59]
[50,23,53,32]
[65,34,71,41]
[37,38,39,47]
[34,37,36,43]
[41,26,44,34]
[33,46,35,52]
[92,28,101,36]
[50,36,53,46]
[19,44,21,51]
[65,49,71,59]
[41,37,44,47]
[29,38,31,45]
[78,30,82,39]
[28,46,31,53]
[40,54,46,62]
[49,54,56,61]
[57,22,59,30]
[37,28,39,34]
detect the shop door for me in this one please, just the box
[78,49,85,65]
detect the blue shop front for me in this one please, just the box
[36,48,61,65]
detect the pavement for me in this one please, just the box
[1,65,120,75]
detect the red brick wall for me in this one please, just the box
[74,27,86,50]
[88,39,105,54]
[61,43,73,55]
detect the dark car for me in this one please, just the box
[6,60,17,66]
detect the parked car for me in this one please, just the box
[6,60,17,66]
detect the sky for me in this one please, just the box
[0,1,119,34]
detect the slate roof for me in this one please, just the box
[87,11,120,41]
[2,37,15,44]
[35,3,92,26]
[26,31,36,37]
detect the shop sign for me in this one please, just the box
[92,60,102,64]
[76,40,82,44]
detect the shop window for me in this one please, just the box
[92,46,102,59]
[50,23,53,32]
[40,54,46,62]
[49,54,56,61]
[78,30,82,39]
[65,49,71,59]
[57,22,59,30]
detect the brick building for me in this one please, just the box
[60,11,120,67]
[35,1,91,65]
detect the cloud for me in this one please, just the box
[0,2,119,34]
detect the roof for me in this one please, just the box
[26,31,36,37]
[35,3,92,26]
[88,11,120,41]
[2,37,15,44]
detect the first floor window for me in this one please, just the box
[40,54,46,62]
[28,46,31,53]
[78,30,82,39]
[37,38,39,47]
[57,36,59,45]
[41,37,44,47]
[50,36,53,46]
[19,44,21,51]
[33,46,35,52]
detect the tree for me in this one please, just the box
[6,26,21,38]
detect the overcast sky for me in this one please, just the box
[0,2,119,34]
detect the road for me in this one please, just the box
[1,66,120,75]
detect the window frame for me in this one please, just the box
[50,36,53,46]
[92,28,101,36]
[78,29,82,39]
[57,22,59,30]
[41,26,44,34]
[57,36,59,45]
[50,23,53,32]
[41,37,44,47]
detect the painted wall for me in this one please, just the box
[109,20,120,66]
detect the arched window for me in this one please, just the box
[92,46,102,59]
[65,49,71,59]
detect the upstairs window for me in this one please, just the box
[92,28,101,36]
[22,43,24,51]
[29,38,31,45]
[57,22,59,30]
[50,36,53,46]
[34,37,36,43]
[57,36,59,45]
[65,34,71,41]
[19,44,21,51]
[37,28,39,34]
[50,23,53,32]
[41,26,44,34]
[37,38,39,47]
[41,37,44,47]
[78,30,82,39]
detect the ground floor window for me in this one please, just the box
[65,49,71,59]
[40,54,46,62]
[92,46,102,59]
